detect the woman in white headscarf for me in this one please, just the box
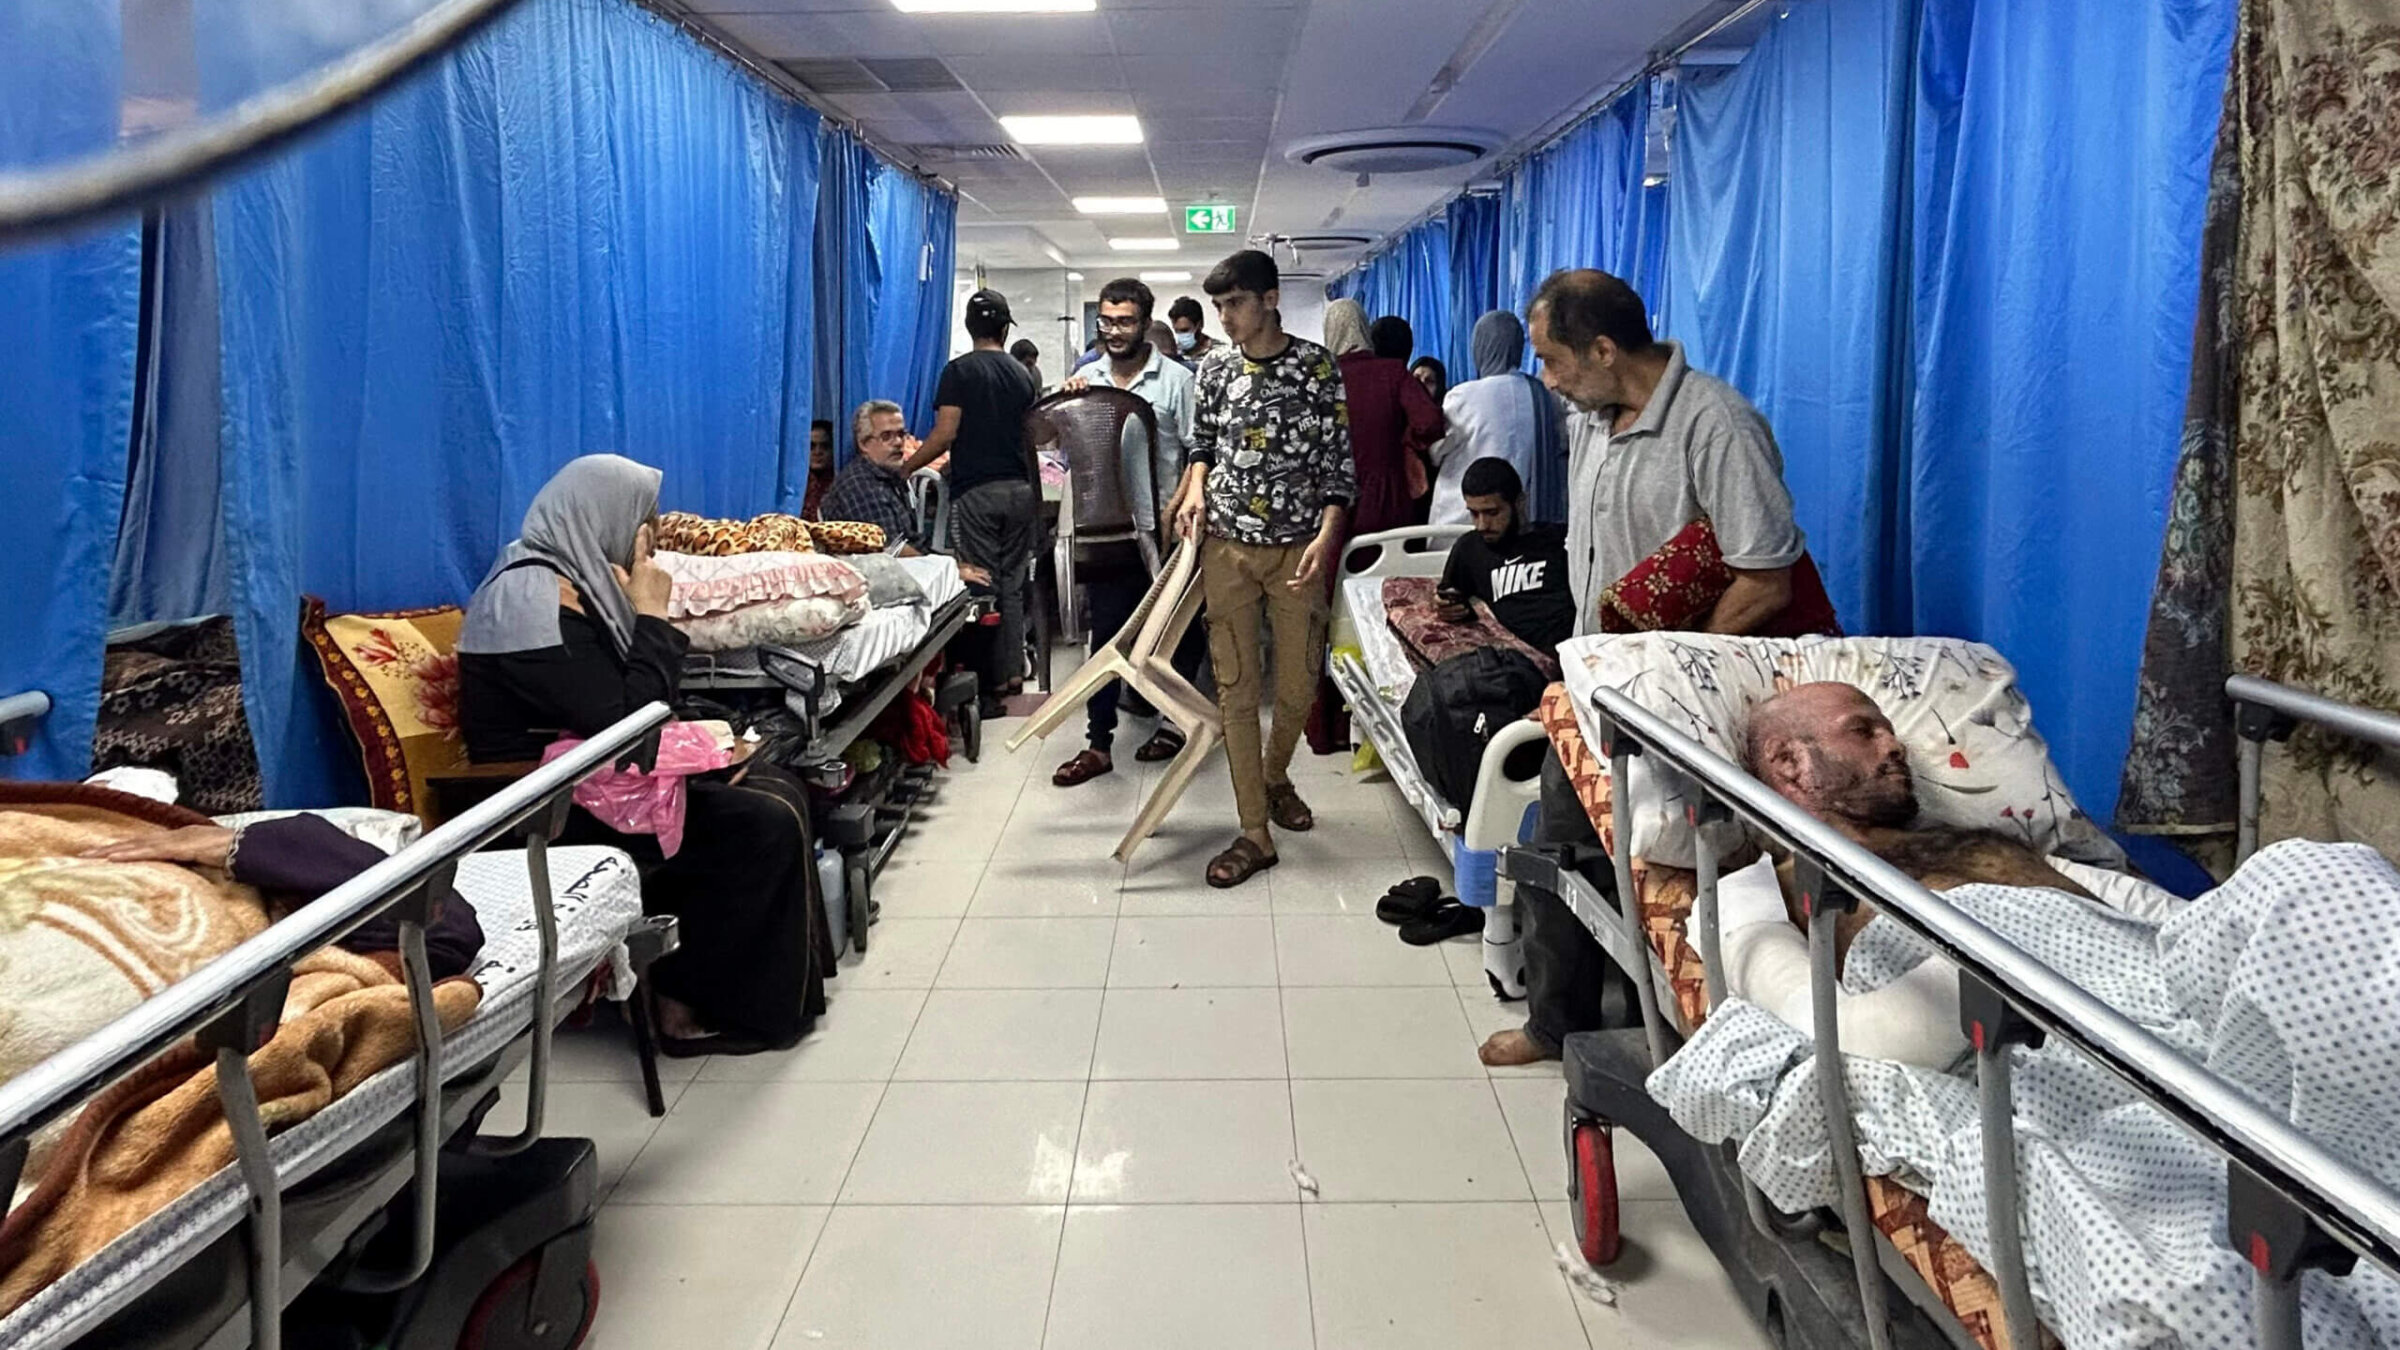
[1428,310,1567,526]
[458,455,829,1056]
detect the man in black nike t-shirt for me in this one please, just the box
[1436,457,1574,654]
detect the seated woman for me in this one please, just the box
[456,455,830,1057]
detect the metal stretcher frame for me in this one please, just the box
[680,592,974,765]
[1514,676,2400,1350]
[1327,526,1546,999]
[0,701,674,1350]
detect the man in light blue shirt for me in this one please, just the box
[1051,277,1210,788]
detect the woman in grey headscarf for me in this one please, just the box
[458,455,829,1056]
[1428,310,1566,526]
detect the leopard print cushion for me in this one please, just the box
[654,510,822,557]
[807,519,888,555]
[744,513,816,553]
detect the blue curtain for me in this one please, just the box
[1905,0,2234,823]
[1498,85,1664,332]
[1666,0,1918,636]
[211,0,831,805]
[912,189,960,428]
[865,160,958,429]
[816,126,875,464]
[1443,193,1502,377]
[0,0,142,780]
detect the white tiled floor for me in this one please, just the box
[521,714,1767,1350]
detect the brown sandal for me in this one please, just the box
[1053,749,1114,787]
[1265,783,1315,833]
[1133,728,1187,763]
[1206,837,1280,889]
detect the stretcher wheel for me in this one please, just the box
[456,1255,598,1350]
[961,703,983,762]
[1567,1115,1622,1268]
[846,854,874,954]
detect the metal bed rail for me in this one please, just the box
[2231,673,2400,864]
[0,700,672,1350]
[1573,683,2400,1350]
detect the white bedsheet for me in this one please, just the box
[1343,575,1418,705]
[786,605,930,685]
[895,553,965,610]
[1649,840,2400,1349]
[0,847,644,1350]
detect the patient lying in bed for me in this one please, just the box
[1720,681,2107,1067]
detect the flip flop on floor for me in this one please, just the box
[1206,836,1280,889]
[1053,749,1114,787]
[1266,783,1314,832]
[1376,876,1445,926]
[1133,728,1187,762]
[1399,901,1486,947]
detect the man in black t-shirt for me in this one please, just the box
[903,289,1040,705]
[1436,457,1574,654]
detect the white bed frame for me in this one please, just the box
[1329,525,1546,1000]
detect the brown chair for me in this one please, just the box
[1028,386,1165,644]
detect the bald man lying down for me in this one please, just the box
[1716,681,2134,1068]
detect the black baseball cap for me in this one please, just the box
[965,289,1014,329]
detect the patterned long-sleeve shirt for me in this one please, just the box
[1186,335,1356,547]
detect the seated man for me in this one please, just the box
[1434,457,1574,654]
[820,399,989,584]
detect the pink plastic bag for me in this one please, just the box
[540,722,733,857]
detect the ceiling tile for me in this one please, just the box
[977,88,1138,117]
[694,9,936,58]
[946,51,1128,93]
[1106,7,1301,56]
[912,11,1115,55]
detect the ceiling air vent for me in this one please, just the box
[1284,126,1499,175]
[902,143,1028,163]
[778,56,963,95]
[1278,232,1374,250]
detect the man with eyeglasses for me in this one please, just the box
[823,399,991,577]
[1050,277,1207,788]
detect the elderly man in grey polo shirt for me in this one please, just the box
[1479,267,1815,1068]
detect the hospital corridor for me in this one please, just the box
[5,0,2400,1347]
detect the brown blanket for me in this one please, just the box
[0,785,482,1319]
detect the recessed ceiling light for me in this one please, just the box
[999,115,1144,146]
[1108,237,1179,252]
[894,0,1094,11]
[1139,271,1193,283]
[1073,196,1167,215]
[1067,271,1085,281]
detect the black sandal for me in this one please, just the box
[1376,876,1445,926]
[1265,783,1315,832]
[1399,901,1485,947]
[1134,728,1187,763]
[1206,837,1280,889]
[1053,749,1114,787]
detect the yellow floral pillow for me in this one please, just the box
[302,600,468,818]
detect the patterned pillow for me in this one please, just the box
[654,550,869,621]
[1381,577,1559,678]
[742,513,816,553]
[807,519,888,555]
[678,594,867,652]
[1600,517,1735,633]
[1557,632,2124,871]
[301,599,468,819]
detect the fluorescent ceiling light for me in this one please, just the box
[1073,196,1166,215]
[999,115,1144,146]
[1108,237,1180,252]
[894,0,1094,11]
[1139,271,1193,283]
[1066,271,1085,280]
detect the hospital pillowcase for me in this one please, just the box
[1557,633,2126,871]
[677,594,867,652]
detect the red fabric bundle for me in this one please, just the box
[1598,517,1841,637]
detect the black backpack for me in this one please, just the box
[1400,645,1549,806]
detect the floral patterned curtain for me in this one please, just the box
[2121,0,2400,860]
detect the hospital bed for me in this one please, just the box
[1326,525,1547,999]
[0,702,675,1350]
[1506,656,2400,1350]
[679,553,978,955]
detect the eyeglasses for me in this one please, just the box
[1095,315,1145,333]
[870,428,907,443]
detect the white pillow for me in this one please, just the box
[215,807,424,856]
[654,550,869,621]
[1557,633,2125,872]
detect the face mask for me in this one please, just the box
[1175,330,1196,353]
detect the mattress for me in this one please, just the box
[893,553,965,611]
[1342,575,1418,705]
[785,605,932,686]
[1535,684,2024,1350]
[0,846,644,1350]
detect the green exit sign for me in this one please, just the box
[1184,203,1238,235]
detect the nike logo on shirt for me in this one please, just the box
[1490,559,1550,603]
